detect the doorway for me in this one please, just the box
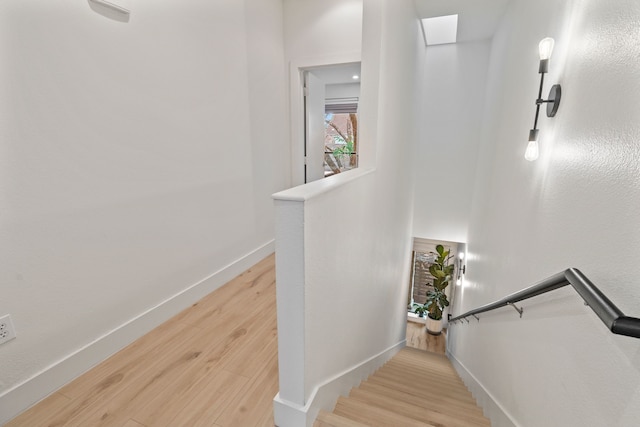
[324,108,358,177]
[300,62,361,183]
[408,238,464,325]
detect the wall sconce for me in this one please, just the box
[526,37,561,161]
[456,252,466,286]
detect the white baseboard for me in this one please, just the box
[0,241,275,425]
[273,340,406,427]
[447,350,520,427]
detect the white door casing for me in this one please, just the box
[304,71,326,183]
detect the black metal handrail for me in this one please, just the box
[449,268,640,338]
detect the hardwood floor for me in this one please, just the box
[6,254,278,427]
[405,320,446,355]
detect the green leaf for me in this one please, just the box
[434,268,446,278]
[436,245,444,255]
[429,264,439,277]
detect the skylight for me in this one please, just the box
[421,14,458,46]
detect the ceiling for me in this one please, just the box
[306,2,511,82]
[415,0,512,43]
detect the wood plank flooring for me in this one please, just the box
[6,254,278,427]
[405,321,446,355]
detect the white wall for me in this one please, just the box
[0,0,288,422]
[448,1,640,426]
[245,0,291,239]
[283,0,362,61]
[273,0,424,425]
[412,40,491,243]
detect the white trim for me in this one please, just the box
[273,340,405,427]
[288,53,362,186]
[272,168,374,202]
[274,200,306,405]
[0,241,275,425]
[447,350,520,427]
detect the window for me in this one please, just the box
[324,110,358,177]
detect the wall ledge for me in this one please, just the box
[272,168,374,202]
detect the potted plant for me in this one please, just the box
[423,244,454,335]
[412,303,428,318]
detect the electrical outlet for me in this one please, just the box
[0,314,16,345]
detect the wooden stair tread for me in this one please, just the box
[395,347,451,362]
[373,366,470,393]
[315,410,370,427]
[385,359,461,377]
[386,357,458,374]
[365,376,481,410]
[359,380,486,419]
[334,396,437,427]
[348,388,487,427]
[384,357,461,374]
[352,383,489,426]
[366,376,476,404]
[359,381,486,423]
[363,379,476,408]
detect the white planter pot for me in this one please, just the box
[426,316,443,335]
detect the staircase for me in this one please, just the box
[314,347,491,427]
